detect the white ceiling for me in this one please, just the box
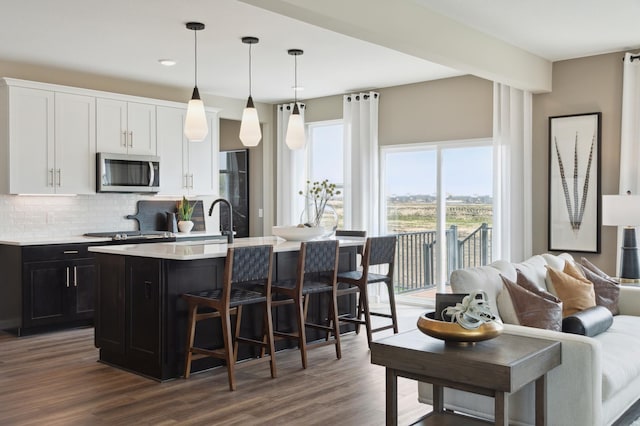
[0,0,638,104]
[415,0,640,61]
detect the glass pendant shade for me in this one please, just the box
[285,104,305,150]
[240,96,261,147]
[184,87,208,141]
[184,22,207,142]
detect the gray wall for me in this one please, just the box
[533,51,624,275]
[304,75,493,144]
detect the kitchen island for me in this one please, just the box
[89,236,364,381]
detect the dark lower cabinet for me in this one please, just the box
[23,258,96,329]
[95,255,163,379]
[0,243,98,335]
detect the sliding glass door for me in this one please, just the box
[381,139,493,294]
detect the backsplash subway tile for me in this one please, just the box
[0,194,154,239]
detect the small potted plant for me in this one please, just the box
[177,196,195,233]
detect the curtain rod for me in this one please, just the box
[631,55,640,62]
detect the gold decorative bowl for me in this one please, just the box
[417,312,503,344]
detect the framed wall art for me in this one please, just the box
[548,112,601,253]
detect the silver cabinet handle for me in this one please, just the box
[73,266,77,287]
[148,161,154,187]
[122,130,127,147]
[56,169,61,187]
[48,169,54,187]
[129,131,133,147]
[183,174,188,189]
[66,267,70,288]
[63,250,79,254]
[189,174,194,189]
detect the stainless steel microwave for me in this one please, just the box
[96,153,160,193]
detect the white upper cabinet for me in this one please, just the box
[0,78,218,195]
[0,83,95,194]
[54,92,96,194]
[5,86,55,194]
[156,106,219,196]
[96,98,156,156]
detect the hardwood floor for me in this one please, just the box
[0,305,430,425]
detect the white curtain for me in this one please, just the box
[616,53,640,269]
[492,83,533,262]
[343,92,380,234]
[619,53,640,195]
[276,102,306,226]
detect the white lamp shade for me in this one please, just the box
[184,99,208,141]
[239,107,262,147]
[285,112,305,150]
[602,195,640,226]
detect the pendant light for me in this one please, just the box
[184,22,208,142]
[239,36,262,147]
[285,49,305,150]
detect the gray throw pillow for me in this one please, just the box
[578,264,620,315]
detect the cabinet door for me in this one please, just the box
[189,111,219,195]
[126,257,162,376]
[96,98,127,154]
[55,93,96,194]
[69,258,96,320]
[127,102,156,156]
[94,254,126,354]
[8,87,55,194]
[23,260,67,328]
[156,106,188,195]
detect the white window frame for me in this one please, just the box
[305,119,346,224]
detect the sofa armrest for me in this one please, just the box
[419,323,603,425]
[618,285,640,316]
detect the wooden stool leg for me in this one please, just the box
[355,293,364,334]
[386,281,399,334]
[360,284,374,348]
[220,309,236,391]
[297,296,308,369]
[330,288,342,360]
[265,300,277,378]
[183,302,197,379]
[233,305,243,363]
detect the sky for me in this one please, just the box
[385,146,493,196]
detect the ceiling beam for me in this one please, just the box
[239,0,552,93]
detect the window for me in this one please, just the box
[381,139,493,292]
[306,121,345,228]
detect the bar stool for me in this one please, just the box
[336,235,399,348]
[271,239,341,369]
[181,245,276,391]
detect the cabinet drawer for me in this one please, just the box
[22,244,94,261]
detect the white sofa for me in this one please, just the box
[417,253,640,426]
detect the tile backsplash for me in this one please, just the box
[0,194,161,239]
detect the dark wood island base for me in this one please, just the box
[92,239,360,381]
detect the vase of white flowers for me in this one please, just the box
[299,179,340,236]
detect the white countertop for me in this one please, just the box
[0,230,224,246]
[88,236,365,261]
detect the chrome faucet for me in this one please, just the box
[209,198,234,243]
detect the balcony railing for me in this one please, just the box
[393,223,492,293]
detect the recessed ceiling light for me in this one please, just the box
[158,59,177,67]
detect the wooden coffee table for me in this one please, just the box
[370,330,561,426]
